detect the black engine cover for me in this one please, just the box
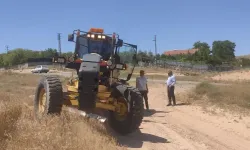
[78,71,99,110]
[77,53,101,110]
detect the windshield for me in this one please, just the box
[117,44,137,80]
[76,36,88,58]
[76,36,112,60]
[89,39,112,60]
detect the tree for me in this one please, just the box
[137,50,151,62]
[42,48,58,58]
[193,41,211,62]
[156,54,161,60]
[147,51,155,62]
[0,48,70,68]
[0,54,4,67]
[212,40,236,62]
[61,52,74,58]
[160,54,167,60]
[239,58,250,67]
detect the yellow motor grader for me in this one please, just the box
[33,28,144,135]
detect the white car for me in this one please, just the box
[31,65,49,73]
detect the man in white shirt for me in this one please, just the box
[136,70,149,110]
[165,70,176,106]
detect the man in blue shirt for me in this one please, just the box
[166,70,176,106]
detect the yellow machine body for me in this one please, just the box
[63,78,128,115]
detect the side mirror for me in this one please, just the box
[126,73,132,81]
[117,39,123,47]
[68,34,74,41]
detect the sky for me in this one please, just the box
[0,0,249,56]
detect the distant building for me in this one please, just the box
[164,48,199,56]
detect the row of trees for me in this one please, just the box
[0,39,248,68]
[137,40,237,66]
[0,48,73,67]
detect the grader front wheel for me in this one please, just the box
[34,76,64,119]
[109,86,144,135]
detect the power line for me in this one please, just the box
[153,35,157,65]
[57,33,62,56]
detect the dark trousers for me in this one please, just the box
[140,90,149,109]
[167,86,176,105]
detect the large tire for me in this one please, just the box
[109,84,144,135]
[34,76,63,119]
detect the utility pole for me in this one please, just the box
[153,35,157,66]
[57,33,62,70]
[57,33,62,56]
[153,35,157,56]
[5,45,9,53]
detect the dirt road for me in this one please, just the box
[115,81,250,150]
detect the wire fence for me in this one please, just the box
[137,60,240,73]
[1,59,246,74]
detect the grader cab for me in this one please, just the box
[33,28,144,135]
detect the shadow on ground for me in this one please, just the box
[144,109,170,117]
[143,119,167,125]
[114,129,169,148]
[166,102,191,107]
[175,102,191,106]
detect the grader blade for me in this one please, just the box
[66,107,107,123]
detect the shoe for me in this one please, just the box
[167,103,171,106]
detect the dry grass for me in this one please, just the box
[134,67,250,84]
[188,81,250,112]
[132,67,219,82]
[0,71,125,150]
[144,74,202,81]
[120,67,206,82]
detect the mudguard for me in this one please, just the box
[111,82,141,112]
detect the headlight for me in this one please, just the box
[102,36,105,39]
[98,35,102,38]
[91,34,95,38]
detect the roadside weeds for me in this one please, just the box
[188,81,250,114]
[0,71,125,150]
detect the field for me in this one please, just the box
[0,72,125,150]
[1,67,250,150]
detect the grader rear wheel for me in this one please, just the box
[34,76,64,119]
[109,86,144,135]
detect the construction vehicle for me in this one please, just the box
[33,28,144,135]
